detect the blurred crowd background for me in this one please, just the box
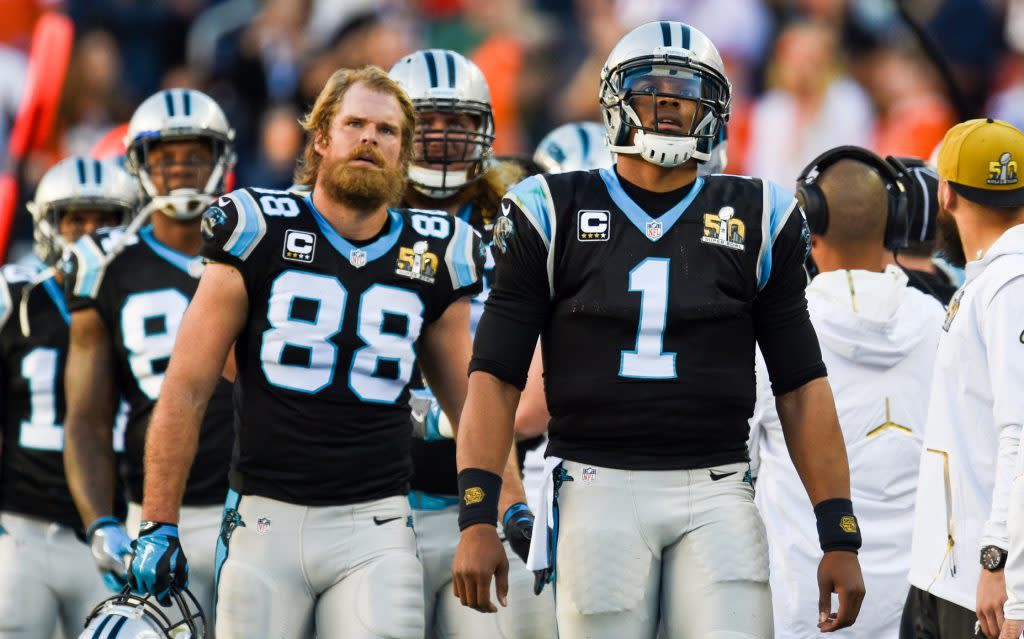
[2,0,1024,253]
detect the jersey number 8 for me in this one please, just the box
[261,270,424,400]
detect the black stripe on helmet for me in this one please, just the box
[660,21,672,47]
[445,51,456,88]
[164,91,175,116]
[424,51,439,88]
[679,23,691,50]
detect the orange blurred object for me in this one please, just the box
[90,122,129,160]
[472,34,524,155]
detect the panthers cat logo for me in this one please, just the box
[220,508,245,544]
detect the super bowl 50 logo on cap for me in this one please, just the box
[577,210,610,241]
[283,229,316,263]
[988,152,1019,185]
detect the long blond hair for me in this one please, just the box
[293,66,417,186]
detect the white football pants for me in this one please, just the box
[0,511,109,638]
[213,493,423,639]
[552,460,773,639]
[413,500,557,638]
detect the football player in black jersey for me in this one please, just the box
[63,89,237,620]
[452,21,866,639]
[0,157,138,636]
[132,66,483,638]
[390,49,557,639]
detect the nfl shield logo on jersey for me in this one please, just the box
[350,248,368,269]
[256,517,271,535]
[582,467,597,483]
[646,220,662,240]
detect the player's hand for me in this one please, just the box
[999,618,1024,639]
[86,516,132,592]
[977,568,1007,638]
[452,523,508,613]
[502,502,534,565]
[816,550,865,632]
[128,521,188,606]
[409,391,449,441]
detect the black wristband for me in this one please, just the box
[814,498,862,553]
[457,468,502,530]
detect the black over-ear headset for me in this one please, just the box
[795,145,910,251]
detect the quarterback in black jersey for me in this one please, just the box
[0,157,137,636]
[390,49,557,639]
[63,89,236,618]
[453,22,865,639]
[133,67,482,638]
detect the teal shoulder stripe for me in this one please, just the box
[445,217,479,290]
[71,236,108,299]
[504,175,555,247]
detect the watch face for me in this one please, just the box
[982,546,1005,570]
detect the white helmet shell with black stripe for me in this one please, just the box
[124,88,235,220]
[533,121,614,173]
[27,156,141,264]
[389,49,495,198]
[600,21,731,168]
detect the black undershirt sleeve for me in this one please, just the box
[753,207,827,395]
[469,199,551,390]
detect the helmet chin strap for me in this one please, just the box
[408,164,470,199]
[145,191,214,220]
[608,102,716,168]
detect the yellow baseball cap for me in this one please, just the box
[937,118,1024,207]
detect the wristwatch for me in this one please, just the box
[980,545,1008,571]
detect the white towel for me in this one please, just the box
[526,455,564,572]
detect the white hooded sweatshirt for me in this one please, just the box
[750,265,944,639]
[909,224,1024,613]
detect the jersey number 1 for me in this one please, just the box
[620,257,677,379]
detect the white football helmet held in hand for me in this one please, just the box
[533,121,614,173]
[124,88,235,220]
[389,49,495,198]
[78,586,207,639]
[600,21,731,169]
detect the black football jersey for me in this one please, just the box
[472,169,824,470]
[201,188,483,506]
[409,203,494,497]
[66,226,233,505]
[0,262,84,527]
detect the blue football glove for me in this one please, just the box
[503,502,535,566]
[86,516,132,592]
[128,521,188,606]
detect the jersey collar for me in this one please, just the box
[139,225,203,276]
[303,194,404,267]
[598,168,704,242]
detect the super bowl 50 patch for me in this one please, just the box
[701,207,745,251]
[943,289,964,332]
[395,241,438,284]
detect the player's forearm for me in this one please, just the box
[141,381,212,523]
[776,376,851,505]
[498,445,528,514]
[456,371,520,475]
[64,417,117,527]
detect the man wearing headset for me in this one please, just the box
[750,149,944,638]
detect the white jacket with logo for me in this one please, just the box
[908,224,1024,612]
[750,265,943,639]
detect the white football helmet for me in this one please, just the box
[599,21,731,168]
[78,587,206,639]
[697,124,728,176]
[124,88,235,220]
[533,121,614,173]
[26,156,141,264]
[389,49,495,198]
